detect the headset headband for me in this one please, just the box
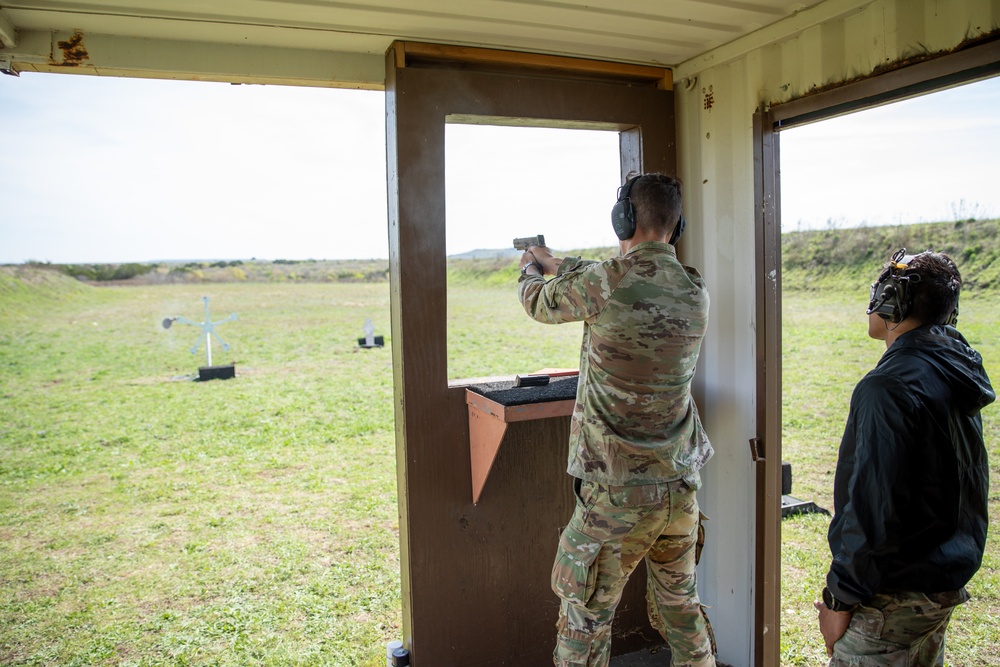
[617,176,640,202]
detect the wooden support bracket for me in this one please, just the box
[466,390,575,504]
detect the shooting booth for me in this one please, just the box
[385,41,679,665]
[4,1,1000,665]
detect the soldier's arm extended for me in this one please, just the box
[518,256,621,325]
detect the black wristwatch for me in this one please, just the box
[822,586,854,612]
[521,262,541,276]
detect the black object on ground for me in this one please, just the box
[358,335,385,348]
[197,364,236,381]
[782,495,830,518]
[390,647,410,666]
[779,461,829,518]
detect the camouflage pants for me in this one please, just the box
[830,589,969,666]
[551,478,716,667]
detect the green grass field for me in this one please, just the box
[1,267,997,665]
[1,274,401,667]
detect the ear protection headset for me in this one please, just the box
[610,176,686,244]
[611,177,640,241]
[868,248,961,326]
[867,248,918,323]
[670,215,686,246]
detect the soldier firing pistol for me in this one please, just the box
[512,235,545,251]
[516,234,562,277]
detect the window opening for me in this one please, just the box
[444,123,621,382]
[777,75,1000,664]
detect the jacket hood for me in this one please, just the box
[885,324,996,415]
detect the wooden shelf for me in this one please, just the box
[466,373,577,504]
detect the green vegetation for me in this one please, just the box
[1,220,998,665]
[783,218,1000,291]
[56,262,162,282]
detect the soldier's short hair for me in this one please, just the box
[906,251,962,325]
[629,174,683,237]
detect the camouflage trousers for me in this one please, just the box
[830,589,969,666]
[551,478,716,667]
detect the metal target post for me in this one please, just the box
[163,296,238,379]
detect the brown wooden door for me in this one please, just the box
[385,42,676,666]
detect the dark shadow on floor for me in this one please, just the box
[611,646,732,666]
[610,646,668,666]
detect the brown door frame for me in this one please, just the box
[385,42,678,665]
[752,36,1000,667]
[752,104,782,667]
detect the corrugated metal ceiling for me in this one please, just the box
[1,0,818,67]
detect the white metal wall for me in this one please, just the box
[675,0,999,663]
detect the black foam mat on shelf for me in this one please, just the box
[467,375,578,407]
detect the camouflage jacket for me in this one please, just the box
[518,241,713,485]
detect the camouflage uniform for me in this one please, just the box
[830,589,968,666]
[519,242,715,667]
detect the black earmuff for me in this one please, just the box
[669,215,686,245]
[867,249,916,323]
[611,177,639,241]
[611,176,686,244]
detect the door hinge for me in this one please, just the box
[748,438,765,462]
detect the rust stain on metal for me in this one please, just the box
[56,31,89,66]
[702,85,715,110]
[796,29,1000,100]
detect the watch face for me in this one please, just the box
[822,587,834,609]
[823,586,849,611]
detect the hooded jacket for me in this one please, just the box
[827,324,995,606]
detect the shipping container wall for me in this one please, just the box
[673,0,999,662]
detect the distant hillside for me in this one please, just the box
[5,219,996,292]
[449,248,522,260]
[782,219,1000,291]
[0,264,93,302]
[11,258,391,286]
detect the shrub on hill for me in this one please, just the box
[57,262,160,282]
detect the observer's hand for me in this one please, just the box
[524,246,562,276]
[814,600,851,657]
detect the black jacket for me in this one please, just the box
[827,324,995,606]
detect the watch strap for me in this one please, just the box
[822,586,854,612]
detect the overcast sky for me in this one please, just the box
[1,72,998,264]
[780,76,1000,231]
